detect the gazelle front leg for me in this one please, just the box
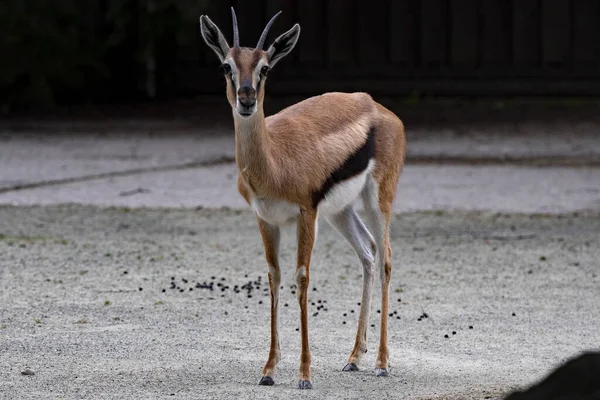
[295,207,317,389]
[257,218,282,386]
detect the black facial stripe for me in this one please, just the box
[311,127,376,209]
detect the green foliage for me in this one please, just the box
[0,0,209,111]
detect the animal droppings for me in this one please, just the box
[444,334,449,338]
[452,331,456,335]
[469,326,473,329]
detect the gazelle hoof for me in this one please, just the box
[375,368,389,377]
[259,376,275,386]
[298,380,313,389]
[342,363,359,372]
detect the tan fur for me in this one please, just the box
[294,208,317,382]
[376,211,393,370]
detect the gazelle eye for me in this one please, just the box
[260,66,270,76]
[220,63,232,75]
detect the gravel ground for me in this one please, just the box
[1,205,599,399]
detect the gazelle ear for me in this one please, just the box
[199,15,230,62]
[266,24,301,67]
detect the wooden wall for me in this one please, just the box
[179,0,600,96]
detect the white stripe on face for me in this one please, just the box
[223,58,240,91]
[253,59,269,89]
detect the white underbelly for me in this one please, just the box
[250,160,375,224]
[252,197,299,225]
[318,159,375,216]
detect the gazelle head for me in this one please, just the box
[200,8,301,119]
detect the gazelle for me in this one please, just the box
[199,8,406,389]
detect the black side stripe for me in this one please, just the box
[311,127,376,209]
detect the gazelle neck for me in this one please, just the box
[233,107,275,194]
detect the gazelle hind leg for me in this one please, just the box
[326,207,376,371]
[361,176,393,377]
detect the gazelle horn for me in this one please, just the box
[231,7,239,48]
[256,11,282,50]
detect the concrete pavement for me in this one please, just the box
[1,119,599,213]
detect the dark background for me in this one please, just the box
[2,0,600,113]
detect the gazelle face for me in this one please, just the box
[199,8,300,120]
[222,48,271,118]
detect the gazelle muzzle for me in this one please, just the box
[237,85,257,116]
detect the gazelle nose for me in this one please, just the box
[238,86,256,108]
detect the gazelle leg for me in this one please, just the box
[257,218,282,386]
[362,177,393,377]
[326,207,376,371]
[296,208,317,389]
